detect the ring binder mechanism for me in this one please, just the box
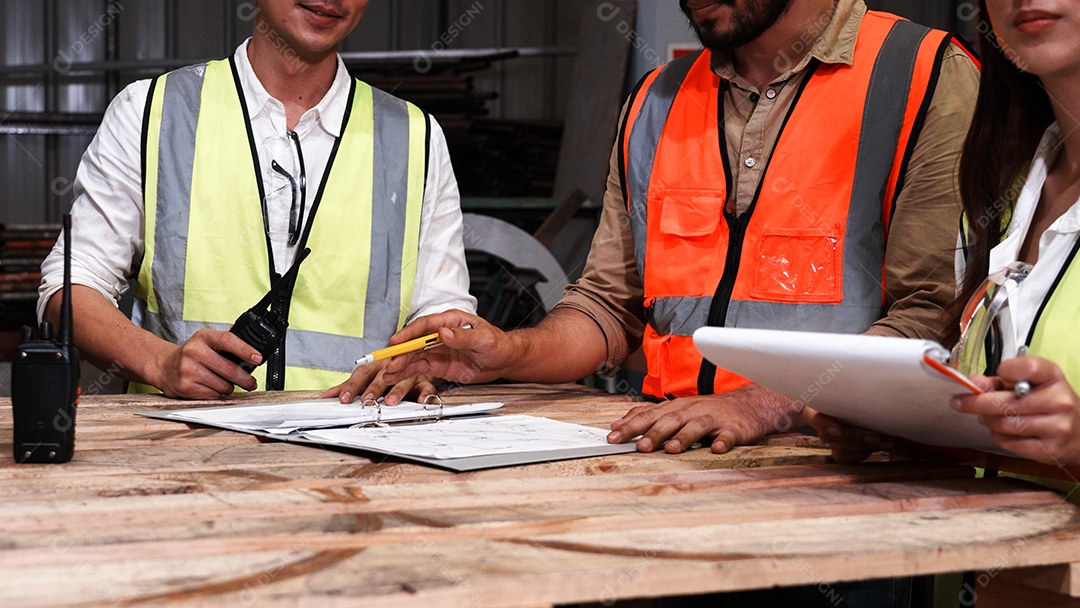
[352,394,445,428]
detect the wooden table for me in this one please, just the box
[2,384,1080,607]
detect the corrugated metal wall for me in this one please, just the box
[0,0,582,224]
[0,0,979,224]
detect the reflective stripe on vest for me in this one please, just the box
[622,13,950,398]
[1028,236,1080,390]
[136,59,426,391]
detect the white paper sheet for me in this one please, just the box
[302,415,617,460]
[693,327,1003,453]
[158,398,503,434]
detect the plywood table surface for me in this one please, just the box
[1,383,1079,607]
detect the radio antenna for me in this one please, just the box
[58,213,73,347]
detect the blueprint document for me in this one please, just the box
[305,415,623,460]
[141,400,636,471]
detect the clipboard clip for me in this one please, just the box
[350,394,445,429]
[921,351,984,395]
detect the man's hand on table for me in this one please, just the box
[803,407,889,464]
[606,382,805,453]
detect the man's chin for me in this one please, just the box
[692,27,748,53]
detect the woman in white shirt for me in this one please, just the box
[810,0,1080,466]
[945,0,1080,465]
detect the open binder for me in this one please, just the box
[140,398,635,471]
[692,327,1003,453]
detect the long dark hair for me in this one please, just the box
[946,0,1055,345]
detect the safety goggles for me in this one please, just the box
[950,260,1033,376]
[264,131,307,247]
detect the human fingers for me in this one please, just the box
[190,330,259,392]
[360,367,394,404]
[953,385,1072,418]
[988,434,1056,463]
[163,356,236,400]
[798,407,888,463]
[822,428,888,464]
[809,421,875,463]
[319,363,382,403]
[383,375,438,406]
[663,413,720,454]
[383,325,475,374]
[803,407,836,437]
[966,374,1001,393]
[382,323,504,385]
[388,310,484,346]
[414,377,439,404]
[635,407,706,453]
[710,427,740,455]
[977,412,1065,439]
[989,414,1080,464]
[606,404,661,444]
[381,355,441,385]
[996,355,1066,388]
[165,333,251,396]
[203,329,262,369]
[952,389,1018,418]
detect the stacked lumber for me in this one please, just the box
[0,224,56,300]
[0,224,57,354]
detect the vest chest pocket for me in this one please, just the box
[651,189,726,293]
[750,228,843,303]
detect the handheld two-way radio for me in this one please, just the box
[12,214,80,464]
[219,247,310,374]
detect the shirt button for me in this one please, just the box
[749,92,760,103]
[744,156,757,168]
[765,88,778,99]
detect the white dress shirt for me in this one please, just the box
[957,123,1080,356]
[39,40,476,327]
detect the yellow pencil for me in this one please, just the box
[353,325,471,366]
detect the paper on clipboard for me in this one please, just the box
[692,327,1003,453]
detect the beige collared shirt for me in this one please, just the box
[555,0,980,367]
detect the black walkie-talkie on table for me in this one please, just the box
[219,247,310,374]
[12,214,80,464]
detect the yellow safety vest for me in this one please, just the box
[132,58,427,391]
[1027,237,1080,388]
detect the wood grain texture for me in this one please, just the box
[2,384,1080,607]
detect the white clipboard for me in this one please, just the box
[692,327,1004,453]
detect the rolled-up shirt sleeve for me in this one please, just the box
[864,43,980,342]
[554,139,645,369]
[37,79,151,323]
[406,116,478,320]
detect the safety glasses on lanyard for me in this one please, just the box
[265,131,307,247]
[950,260,1033,376]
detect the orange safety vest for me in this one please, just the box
[621,13,955,399]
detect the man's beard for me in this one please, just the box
[680,0,794,51]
